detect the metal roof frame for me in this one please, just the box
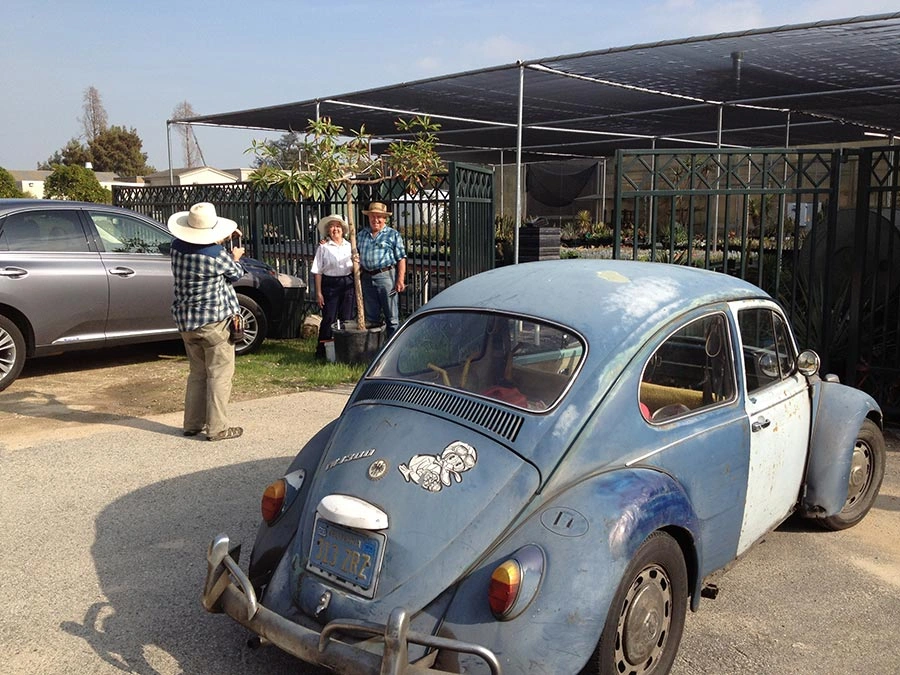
[177,12,900,163]
[171,12,900,241]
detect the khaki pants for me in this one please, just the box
[180,319,235,436]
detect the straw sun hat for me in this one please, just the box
[316,214,349,239]
[167,202,238,245]
[362,202,392,217]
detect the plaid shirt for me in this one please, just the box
[357,225,406,271]
[170,239,244,332]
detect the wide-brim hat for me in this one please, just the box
[167,202,238,245]
[362,202,392,217]
[317,214,349,239]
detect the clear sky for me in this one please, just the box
[2,0,896,173]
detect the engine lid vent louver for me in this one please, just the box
[355,382,523,443]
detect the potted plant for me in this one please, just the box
[248,115,444,362]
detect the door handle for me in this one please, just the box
[0,267,28,278]
[108,266,136,277]
[751,416,771,432]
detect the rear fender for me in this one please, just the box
[437,468,699,675]
[801,380,881,517]
[248,419,338,589]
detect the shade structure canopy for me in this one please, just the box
[180,13,900,164]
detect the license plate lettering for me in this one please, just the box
[308,520,383,592]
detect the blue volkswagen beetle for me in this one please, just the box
[202,259,884,675]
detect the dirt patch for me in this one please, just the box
[0,342,296,444]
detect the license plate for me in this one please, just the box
[307,519,384,593]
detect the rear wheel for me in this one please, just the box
[0,314,26,392]
[235,294,267,356]
[820,419,885,531]
[581,531,688,675]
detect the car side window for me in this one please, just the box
[640,313,736,422]
[737,308,797,393]
[0,210,89,252]
[89,211,172,254]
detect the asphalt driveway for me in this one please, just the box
[0,390,897,674]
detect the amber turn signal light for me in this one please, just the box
[488,559,522,618]
[261,479,287,524]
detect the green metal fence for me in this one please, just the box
[112,162,495,318]
[613,146,900,419]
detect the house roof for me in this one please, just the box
[182,13,900,164]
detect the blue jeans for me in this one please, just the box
[361,269,399,338]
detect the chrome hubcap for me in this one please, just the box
[845,439,873,509]
[616,563,672,673]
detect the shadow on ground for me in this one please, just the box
[62,458,329,675]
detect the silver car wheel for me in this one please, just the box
[0,315,26,392]
[234,294,267,356]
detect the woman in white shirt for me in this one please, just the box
[311,214,355,359]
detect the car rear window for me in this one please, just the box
[369,311,584,411]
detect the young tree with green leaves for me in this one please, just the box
[44,164,112,203]
[247,115,444,327]
[0,167,25,198]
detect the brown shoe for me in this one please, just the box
[207,427,243,441]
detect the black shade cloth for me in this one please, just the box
[526,161,597,207]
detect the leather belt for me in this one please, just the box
[362,265,394,275]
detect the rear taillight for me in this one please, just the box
[487,544,545,620]
[261,479,287,524]
[488,560,522,617]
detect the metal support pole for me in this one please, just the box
[514,63,524,265]
[166,121,174,185]
[499,150,505,218]
[713,105,724,250]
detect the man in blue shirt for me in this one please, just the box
[168,202,245,441]
[356,202,406,338]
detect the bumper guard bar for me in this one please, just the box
[202,534,502,675]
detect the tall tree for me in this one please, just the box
[79,86,109,142]
[39,138,91,170]
[44,164,111,203]
[87,126,155,175]
[171,101,204,168]
[250,131,305,169]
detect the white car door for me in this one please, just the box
[731,300,811,554]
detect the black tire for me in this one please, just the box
[820,419,885,531]
[235,294,267,356]
[581,531,688,675]
[0,314,26,392]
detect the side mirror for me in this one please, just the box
[797,349,820,377]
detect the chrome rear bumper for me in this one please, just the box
[201,534,502,675]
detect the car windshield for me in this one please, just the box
[369,311,584,411]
